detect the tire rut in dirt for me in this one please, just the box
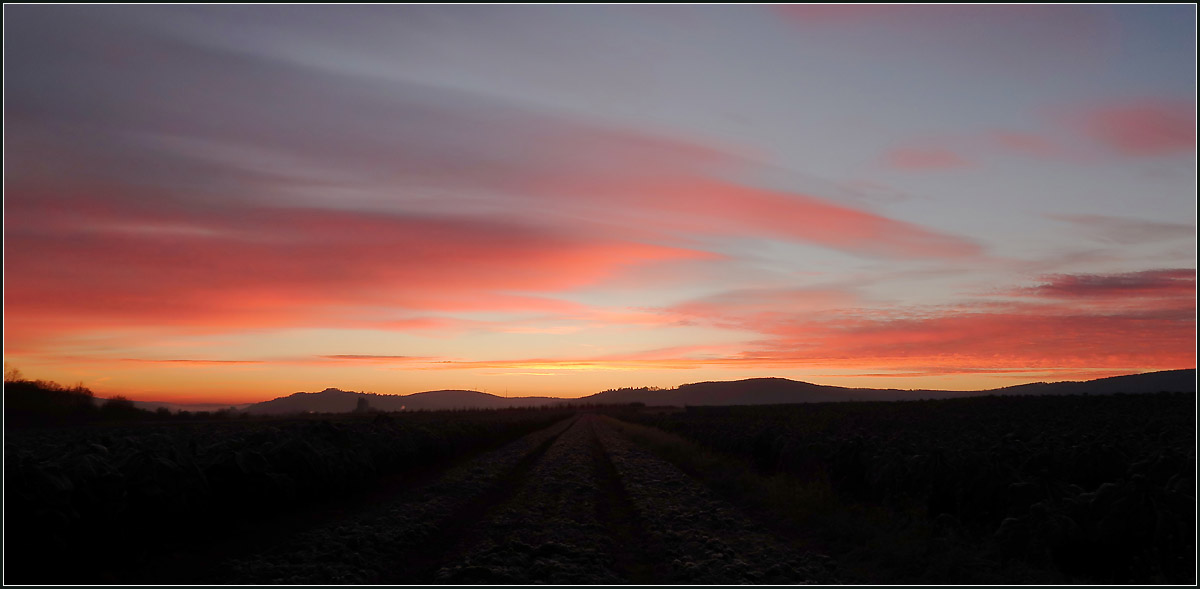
[419,414,633,584]
[211,416,575,584]
[588,416,662,584]
[382,415,578,583]
[593,416,840,584]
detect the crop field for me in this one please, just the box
[4,394,1194,585]
[4,409,572,584]
[621,393,1195,584]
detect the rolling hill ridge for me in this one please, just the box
[241,369,1196,414]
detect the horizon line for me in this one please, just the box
[89,367,1198,407]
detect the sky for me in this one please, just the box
[4,5,1196,404]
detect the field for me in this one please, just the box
[619,393,1196,584]
[4,394,1194,584]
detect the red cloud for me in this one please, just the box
[651,273,1196,374]
[4,191,713,349]
[804,307,1194,369]
[1070,100,1196,156]
[1022,269,1195,299]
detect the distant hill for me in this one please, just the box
[240,369,1195,414]
[243,388,562,415]
[980,369,1197,396]
[582,369,1196,406]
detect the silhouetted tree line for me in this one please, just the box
[3,376,149,426]
[3,366,249,427]
[597,386,663,394]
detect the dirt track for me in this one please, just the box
[206,414,836,584]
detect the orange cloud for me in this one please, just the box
[334,270,1193,378]
[316,355,439,364]
[119,359,266,365]
[333,298,1193,377]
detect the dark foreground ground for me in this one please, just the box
[5,393,1194,584]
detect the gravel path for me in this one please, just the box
[427,413,627,584]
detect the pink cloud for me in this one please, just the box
[896,100,1195,167]
[884,147,971,170]
[881,131,1070,168]
[650,272,1196,374]
[626,180,982,259]
[477,122,983,259]
[1069,100,1196,156]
